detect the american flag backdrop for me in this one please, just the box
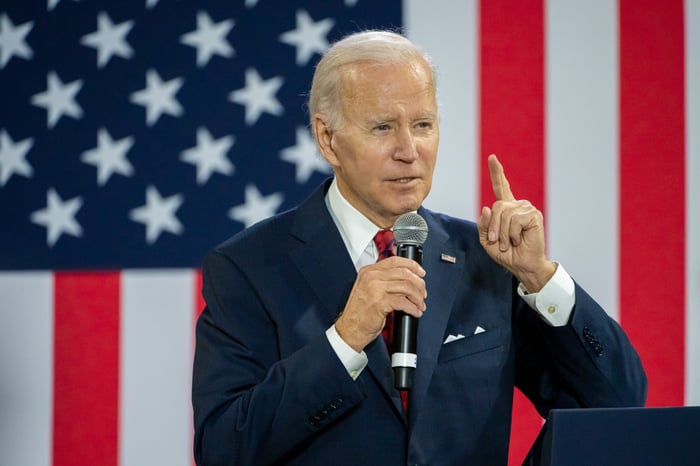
[0,0,698,465]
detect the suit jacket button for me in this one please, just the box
[331,398,343,409]
[308,415,321,427]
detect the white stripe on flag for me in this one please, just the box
[686,0,700,406]
[0,272,52,466]
[546,0,620,321]
[405,1,479,219]
[120,270,195,466]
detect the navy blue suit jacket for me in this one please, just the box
[192,180,646,466]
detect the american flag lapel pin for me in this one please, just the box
[440,253,456,264]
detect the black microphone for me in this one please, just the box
[392,212,429,391]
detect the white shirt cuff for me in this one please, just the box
[326,325,368,380]
[517,263,575,327]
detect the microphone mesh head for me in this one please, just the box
[394,212,428,245]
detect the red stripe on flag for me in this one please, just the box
[195,269,205,320]
[619,0,686,406]
[479,1,545,463]
[480,0,546,209]
[193,270,204,466]
[53,272,120,466]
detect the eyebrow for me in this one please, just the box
[368,112,438,125]
[417,112,438,121]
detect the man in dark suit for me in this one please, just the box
[192,31,646,465]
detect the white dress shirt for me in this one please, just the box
[323,178,575,380]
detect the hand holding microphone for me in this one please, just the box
[333,212,428,384]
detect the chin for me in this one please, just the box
[379,187,427,215]
[393,199,423,215]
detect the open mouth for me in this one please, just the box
[391,177,418,184]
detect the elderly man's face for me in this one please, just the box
[320,58,439,228]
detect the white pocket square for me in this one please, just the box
[474,325,486,335]
[443,333,466,344]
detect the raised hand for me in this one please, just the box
[477,154,556,292]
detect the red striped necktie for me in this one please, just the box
[374,229,396,261]
[373,229,409,413]
[373,229,396,350]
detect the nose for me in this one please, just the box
[393,126,419,162]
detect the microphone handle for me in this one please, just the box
[393,243,422,390]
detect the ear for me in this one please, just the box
[312,114,339,167]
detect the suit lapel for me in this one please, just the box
[288,182,404,420]
[289,182,356,324]
[409,210,467,427]
[365,336,407,420]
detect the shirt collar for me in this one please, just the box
[325,178,382,266]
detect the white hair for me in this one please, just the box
[308,30,436,131]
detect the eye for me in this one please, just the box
[416,121,433,130]
[375,123,391,132]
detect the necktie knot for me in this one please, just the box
[373,229,395,261]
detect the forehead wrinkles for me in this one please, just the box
[338,60,435,117]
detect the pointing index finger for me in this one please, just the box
[488,154,516,201]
